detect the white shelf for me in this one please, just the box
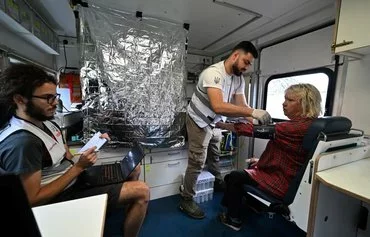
[0,9,59,55]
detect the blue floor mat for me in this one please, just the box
[104,192,306,237]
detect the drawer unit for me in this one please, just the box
[145,148,187,164]
[144,158,187,187]
[149,182,182,200]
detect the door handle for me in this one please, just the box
[331,40,353,50]
[167,151,181,156]
[167,162,180,167]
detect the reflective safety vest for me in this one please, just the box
[187,74,243,128]
[0,117,69,185]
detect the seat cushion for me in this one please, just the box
[243,185,283,205]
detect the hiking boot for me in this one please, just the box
[179,197,205,219]
[218,212,242,231]
[214,179,226,192]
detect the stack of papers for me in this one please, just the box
[78,132,108,154]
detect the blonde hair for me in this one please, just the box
[285,83,322,118]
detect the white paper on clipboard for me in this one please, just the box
[78,132,107,153]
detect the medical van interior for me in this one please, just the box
[0,0,369,236]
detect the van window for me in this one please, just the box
[264,68,334,120]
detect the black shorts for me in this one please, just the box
[49,180,123,212]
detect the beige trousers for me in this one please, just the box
[182,113,222,198]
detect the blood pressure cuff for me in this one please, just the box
[253,124,275,139]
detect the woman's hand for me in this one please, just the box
[246,157,259,168]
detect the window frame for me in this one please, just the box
[262,67,336,122]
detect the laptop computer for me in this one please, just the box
[80,141,145,187]
[0,174,42,237]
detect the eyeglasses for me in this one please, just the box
[31,93,61,104]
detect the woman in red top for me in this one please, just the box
[216,83,322,231]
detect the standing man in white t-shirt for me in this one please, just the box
[179,41,271,219]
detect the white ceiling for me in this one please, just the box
[30,0,335,56]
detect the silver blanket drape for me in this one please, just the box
[79,3,187,147]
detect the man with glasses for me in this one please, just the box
[31,93,61,104]
[0,64,149,237]
[180,41,271,219]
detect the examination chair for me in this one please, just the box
[243,116,361,220]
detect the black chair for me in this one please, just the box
[243,116,360,220]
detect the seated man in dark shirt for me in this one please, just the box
[0,64,148,237]
[216,83,322,231]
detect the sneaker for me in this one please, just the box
[218,212,242,231]
[179,197,205,219]
[213,179,226,192]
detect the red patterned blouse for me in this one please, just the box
[234,117,314,198]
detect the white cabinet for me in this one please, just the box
[74,144,188,199]
[333,0,370,57]
[144,146,188,200]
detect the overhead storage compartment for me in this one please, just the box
[0,0,59,54]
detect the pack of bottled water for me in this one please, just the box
[181,170,215,203]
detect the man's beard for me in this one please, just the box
[25,101,55,121]
[232,63,242,76]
